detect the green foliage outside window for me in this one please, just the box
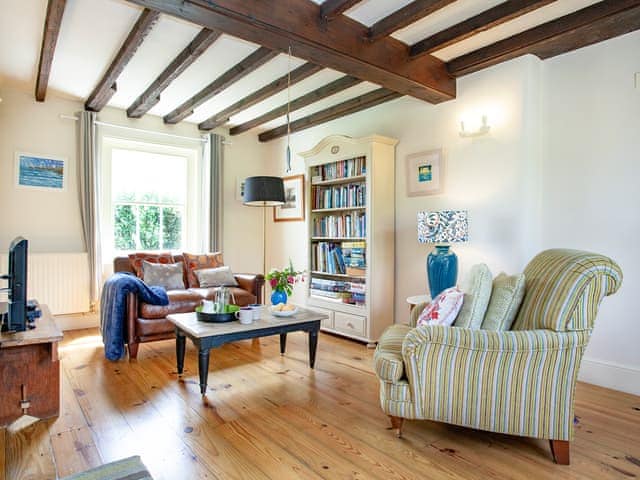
[162,207,182,249]
[139,206,160,250]
[114,205,136,250]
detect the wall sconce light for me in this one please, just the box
[459,115,490,138]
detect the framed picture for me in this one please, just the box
[274,174,305,222]
[406,148,443,197]
[15,152,67,191]
[236,177,246,202]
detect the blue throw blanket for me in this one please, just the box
[100,272,169,360]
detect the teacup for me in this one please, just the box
[248,304,262,320]
[201,300,215,313]
[235,307,253,325]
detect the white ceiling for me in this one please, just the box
[0,0,602,134]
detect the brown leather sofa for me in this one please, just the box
[114,255,264,359]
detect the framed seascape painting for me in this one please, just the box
[274,174,305,222]
[406,148,443,197]
[15,152,67,191]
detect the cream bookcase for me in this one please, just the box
[300,135,397,346]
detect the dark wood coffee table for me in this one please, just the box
[167,308,326,395]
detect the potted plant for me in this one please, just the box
[266,260,303,305]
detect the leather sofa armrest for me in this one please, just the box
[126,292,138,344]
[234,273,265,303]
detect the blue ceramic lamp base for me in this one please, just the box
[427,245,458,298]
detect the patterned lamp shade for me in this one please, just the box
[417,210,469,244]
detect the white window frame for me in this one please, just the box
[101,136,202,261]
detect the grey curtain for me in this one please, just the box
[209,133,224,252]
[78,110,102,308]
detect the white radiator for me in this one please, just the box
[0,252,90,315]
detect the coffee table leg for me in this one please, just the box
[279,333,287,355]
[198,348,210,396]
[308,329,318,369]
[176,330,186,375]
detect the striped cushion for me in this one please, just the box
[374,324,412,382]
[513,249,623,331]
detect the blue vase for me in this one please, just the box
[427,245,458,298]
[271,289,288,305]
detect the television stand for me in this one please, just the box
[0,304,63,426]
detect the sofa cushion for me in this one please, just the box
[182,252,224,287]
[195,266,239,288]
[139,289,202,319]
[142,260,185,290]
[482,273,526,331]
[128,252,174,278]
[455,264,492,329]
[189,287,256,307]
[417,287,464,327]
[374,324,412,382]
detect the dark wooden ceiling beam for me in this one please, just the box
[321,0,361,21]
[198,62,323,131]
[411,0,555,57]
[85,8,159,111]
[163,47,278,124]
[229,75,362,136]
[35,0,67,102]
[258,88,401,142]
[447,0,640,77]
[127,28,221,118]
[368,0,455,42]
[126,0,456,104]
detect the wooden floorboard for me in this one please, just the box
[2,327,639,479]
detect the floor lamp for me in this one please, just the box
[242,176,285,296]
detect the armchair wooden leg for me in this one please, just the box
[549,440,570,465]
[128,342,139,360]
[388,416,404,438]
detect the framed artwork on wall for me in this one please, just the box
[274,174,305,222]
[15,152,67,191]
[406,148,443,197]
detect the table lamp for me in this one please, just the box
[417,210,468,298]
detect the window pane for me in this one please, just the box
[139,206,160,250]
[111,149,187,205]
[114,205,136,251]
[162,207,182,250]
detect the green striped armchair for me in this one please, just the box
[374,249,622,465]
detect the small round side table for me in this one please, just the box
[406,294,431,313]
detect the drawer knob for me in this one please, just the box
[347,322,354,328]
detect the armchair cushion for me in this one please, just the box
[454,263,492,329]
[481,272,525,330]
[374,324,412,382]
[417,287,464,327]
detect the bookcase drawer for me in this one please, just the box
[307,306,334,329]
[334,312,366,337]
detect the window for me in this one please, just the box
[101,137,203,259]
[111,149,187,251]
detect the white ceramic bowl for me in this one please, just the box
[270,306,298,317]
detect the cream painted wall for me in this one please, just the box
[541,31,640,394]
[0,87,84,252]
[264,55,543,323]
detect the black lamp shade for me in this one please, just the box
[243,176,285,206]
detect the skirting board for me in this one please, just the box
[54,312,99,331]
[579,357,640,396]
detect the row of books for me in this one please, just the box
[312,212,366,238]
[310,277,366,306]
[311,241,367,275]
[312,182,366,210]
[310,156,366,182]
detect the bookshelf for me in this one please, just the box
[300,135,397,346]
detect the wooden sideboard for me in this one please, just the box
[0,304,63,426]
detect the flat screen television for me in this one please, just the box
[1,237,28,332]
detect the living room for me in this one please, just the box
[0,0,639,479]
